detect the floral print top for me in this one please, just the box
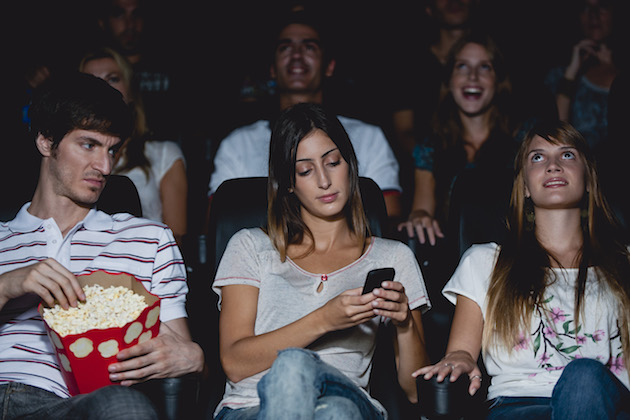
[443,242,628,400]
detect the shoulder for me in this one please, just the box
[369,237,416,260]
[459,242,500,267]
[222,120,270,142]
[226,227,272,250]
[337,115,383,135]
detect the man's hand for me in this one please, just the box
[0,259,85,311]
[108,319,204,386]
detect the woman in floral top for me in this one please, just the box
[414,120,630,419]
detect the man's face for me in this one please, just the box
[102,0,145,54]
[43,130,122,206]
[270,23,334,94]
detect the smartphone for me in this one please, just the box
[362,268,395,294]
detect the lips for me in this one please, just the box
[543,178,568,187]
[317,193,338,203]
[462,86,482,99]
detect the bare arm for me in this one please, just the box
[108,317,204,386]
[160,159,187,248]
[219,284,378,383]
[413,295,484,396]
[397,169,444,245]
[394,309,428,403]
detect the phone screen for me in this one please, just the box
[362,267,395,294]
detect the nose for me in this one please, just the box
[546,157,563,173]
[290,43,305,57]
[93,150,113,176]
[468,66,479,80]
[317,168,331,189]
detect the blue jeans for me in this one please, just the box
[0,382,159,419]
[488,358,630,420]
[215,348,385,420]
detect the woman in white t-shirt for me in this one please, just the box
[79,47,187,247]
[414,120,630,419]
[212,102,431,419]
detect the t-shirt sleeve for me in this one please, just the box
[354,125,401,193]
[442,243,499,318]
[208,131,246,196]
[155,141,186,183]
[392,241,431,313]
[412,136,435,172]
[151,226,188,322]
[212,229,263,309]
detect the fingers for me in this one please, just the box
[468,373,483,396]
[28,260,83,309]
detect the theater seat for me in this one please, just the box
[191,176,419,420]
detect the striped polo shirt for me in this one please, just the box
[0,203,188,397]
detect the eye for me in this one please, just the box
[531,153,543,163]
[326,160,340,168]
[479,63,493,74]
[297,169,311,176]
[304,42,319,52]
[562,151,576,160]
[276,43,291,54]
[107,76,121,85]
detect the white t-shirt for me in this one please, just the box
[208,117,401,196]
[212,228,430,417]
[115,140,185,222]
[444,243,629,400]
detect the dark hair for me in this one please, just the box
[29,71,132,149]
[268,7,335,66]
[267,102,369,260]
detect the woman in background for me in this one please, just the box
[398,31,521,246]
[79,47,187,247]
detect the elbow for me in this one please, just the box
[220,354,248,383]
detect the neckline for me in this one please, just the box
[286,236,375,277]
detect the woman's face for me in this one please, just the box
[579,0,613,42]
[523,135,587,211]
[449,42,496,117]
[292,129,350,221]
[82,57,130,103]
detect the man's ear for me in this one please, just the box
[324,59,336,77]
[270,64,277,80]
[35,134,53,157]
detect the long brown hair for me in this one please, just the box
[483,120,630,371]
[267,103,370,261]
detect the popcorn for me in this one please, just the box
[38,271,161,396]
[42,285,148,337]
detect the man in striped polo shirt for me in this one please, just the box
[0,72,204,419]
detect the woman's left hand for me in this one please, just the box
[369,281,410,326]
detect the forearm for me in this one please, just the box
[221,307,330,382]
[394,310,428,402]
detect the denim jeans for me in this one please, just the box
[0,382,159,420]
[487,358,630,420]
[215,348,385,420]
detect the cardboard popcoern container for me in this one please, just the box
[38,271,160,396]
